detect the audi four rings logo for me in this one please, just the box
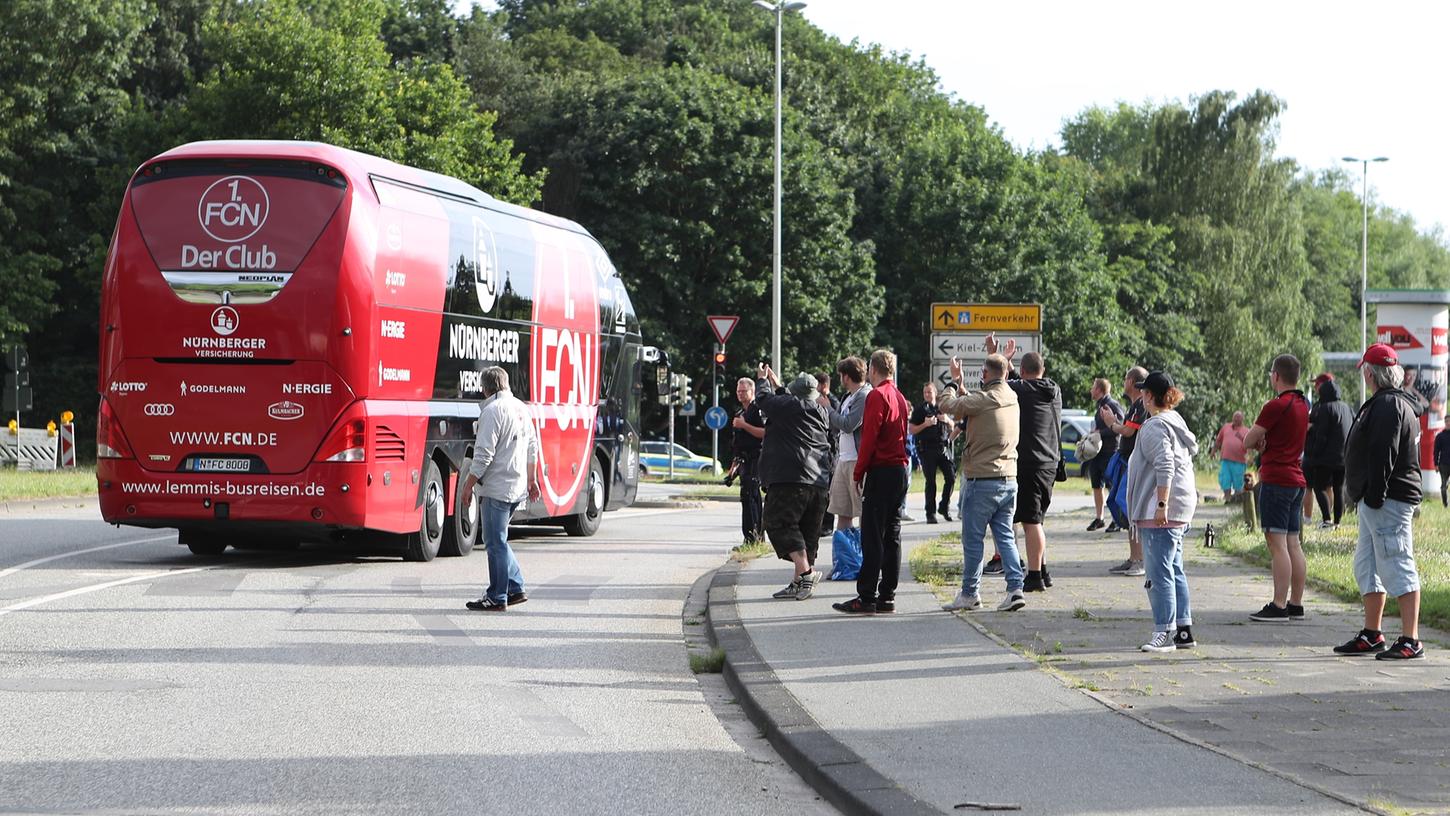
[144,403,177,416]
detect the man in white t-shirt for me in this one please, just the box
[822,356,872,531]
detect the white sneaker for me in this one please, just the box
[1318,520,1336,530]
[942,592,981,611]
[1141,631,1175,653]
[997,591,1026,612]
[795,571,822,601]
[772,577,803,599]
[1124,560,1145,577]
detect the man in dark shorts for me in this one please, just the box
[1087,377,1122,530]
[730,377,766,544]
[755,367,832,602]
[910,382,957,523]
[1243,353,1310,622]
[987,337,1063,593]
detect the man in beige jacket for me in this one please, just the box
[936,353,1026,612]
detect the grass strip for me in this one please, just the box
[1214,499,1449,632]
[0,466,97,502]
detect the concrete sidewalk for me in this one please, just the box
[708,500,1449,815]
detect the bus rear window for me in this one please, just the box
[129,159,347,274]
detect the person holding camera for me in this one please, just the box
[729,376,766,544]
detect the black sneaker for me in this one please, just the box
[1375,636,1425,660]
[926,514,938,524]
[1250,602,1289,622]
[939,507,953,522]
[1086,518,1105,532]
[983,555,1004,575]
[1105,521,1122,533]
[832,597,876,615]
[876,597,896,613]
[1041,565,1053,588]
[465,597,507,612]
[1285,602,1304,620]
[1173,626,1197,649]
[507,592,528,606]
[1333,629,1386,655]
[1023,571,1045,593]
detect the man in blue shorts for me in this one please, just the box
[1244,354,1309,623]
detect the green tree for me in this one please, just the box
[171,0,541,204]
[517,67,881,381]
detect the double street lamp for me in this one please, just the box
[1342,155,1389,404]
[752,0,807,375]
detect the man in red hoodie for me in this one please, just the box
[834,349,911,615]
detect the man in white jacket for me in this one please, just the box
[461,367,540,612]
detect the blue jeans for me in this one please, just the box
[1141,526,1192,632]
[959,478,1023,595]
[480,496,525,603]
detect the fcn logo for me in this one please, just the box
[198,176,269,243]
[530,231,600,516]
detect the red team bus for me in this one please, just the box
[96,141,643,559]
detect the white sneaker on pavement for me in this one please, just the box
[942,592,981,611]
[795,570,822,601]
[997,591,1026,612]
[1124,560,1145,577]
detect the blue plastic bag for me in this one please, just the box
[829,528,862,581]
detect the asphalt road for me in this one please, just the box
[0,498,834,816]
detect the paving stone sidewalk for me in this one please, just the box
[924,503,1450,814]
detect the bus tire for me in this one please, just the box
[402,459,445,562]
[563,457,606,537]
[180,530,227,556]
[440,461,478,557]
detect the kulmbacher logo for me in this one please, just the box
[267,400,304,421]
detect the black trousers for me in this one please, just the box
[856,465,910,604]
[1307,465,1346,524]
[740,458,763,542]
[763,483,829,565]
[920,446,955,516]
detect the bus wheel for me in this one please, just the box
[402,459,445,562]
[440,461,478,557]
[179,530,227,556]
[563,457,605,537]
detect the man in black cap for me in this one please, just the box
[755,365,833,602]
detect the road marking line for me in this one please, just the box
[0,535,174,581]
[0,566,213,617]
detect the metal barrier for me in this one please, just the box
[1,427,59,471]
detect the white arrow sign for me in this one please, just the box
[931,332,1041,361]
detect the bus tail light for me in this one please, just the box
[316,405,367,463]
[96,397,134,459]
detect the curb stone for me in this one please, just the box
[705,560,942,816]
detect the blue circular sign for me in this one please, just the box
[705,405,729,431]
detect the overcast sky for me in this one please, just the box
[459,0,1450,235]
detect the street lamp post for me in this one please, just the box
[753,0,807,375]
[1342,155,1389,404]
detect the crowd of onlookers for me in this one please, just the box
[726,337,1427,661]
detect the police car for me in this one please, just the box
[639,441,721,476]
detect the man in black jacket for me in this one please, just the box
[755,366,833,602]
[1304,375,1355,528]
[1334,343,1426,660]
[1436,425,1450,507]
[988,336,1063,592]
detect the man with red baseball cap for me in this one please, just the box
[1336,342,1426,659]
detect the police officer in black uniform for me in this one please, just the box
[909,381,956,523]
[730,376,766,543]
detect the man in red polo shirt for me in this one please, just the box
[1244,353,1310,622]
[833,349,911,615]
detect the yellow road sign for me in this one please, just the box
[931,303,1041,333]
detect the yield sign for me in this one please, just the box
[707,315,739,345]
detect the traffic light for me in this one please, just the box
[673,373,692,406]
[713,350,727,379]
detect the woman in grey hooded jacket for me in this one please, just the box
[1126,372,1200,653]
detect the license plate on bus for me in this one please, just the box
[192,458,251,473]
